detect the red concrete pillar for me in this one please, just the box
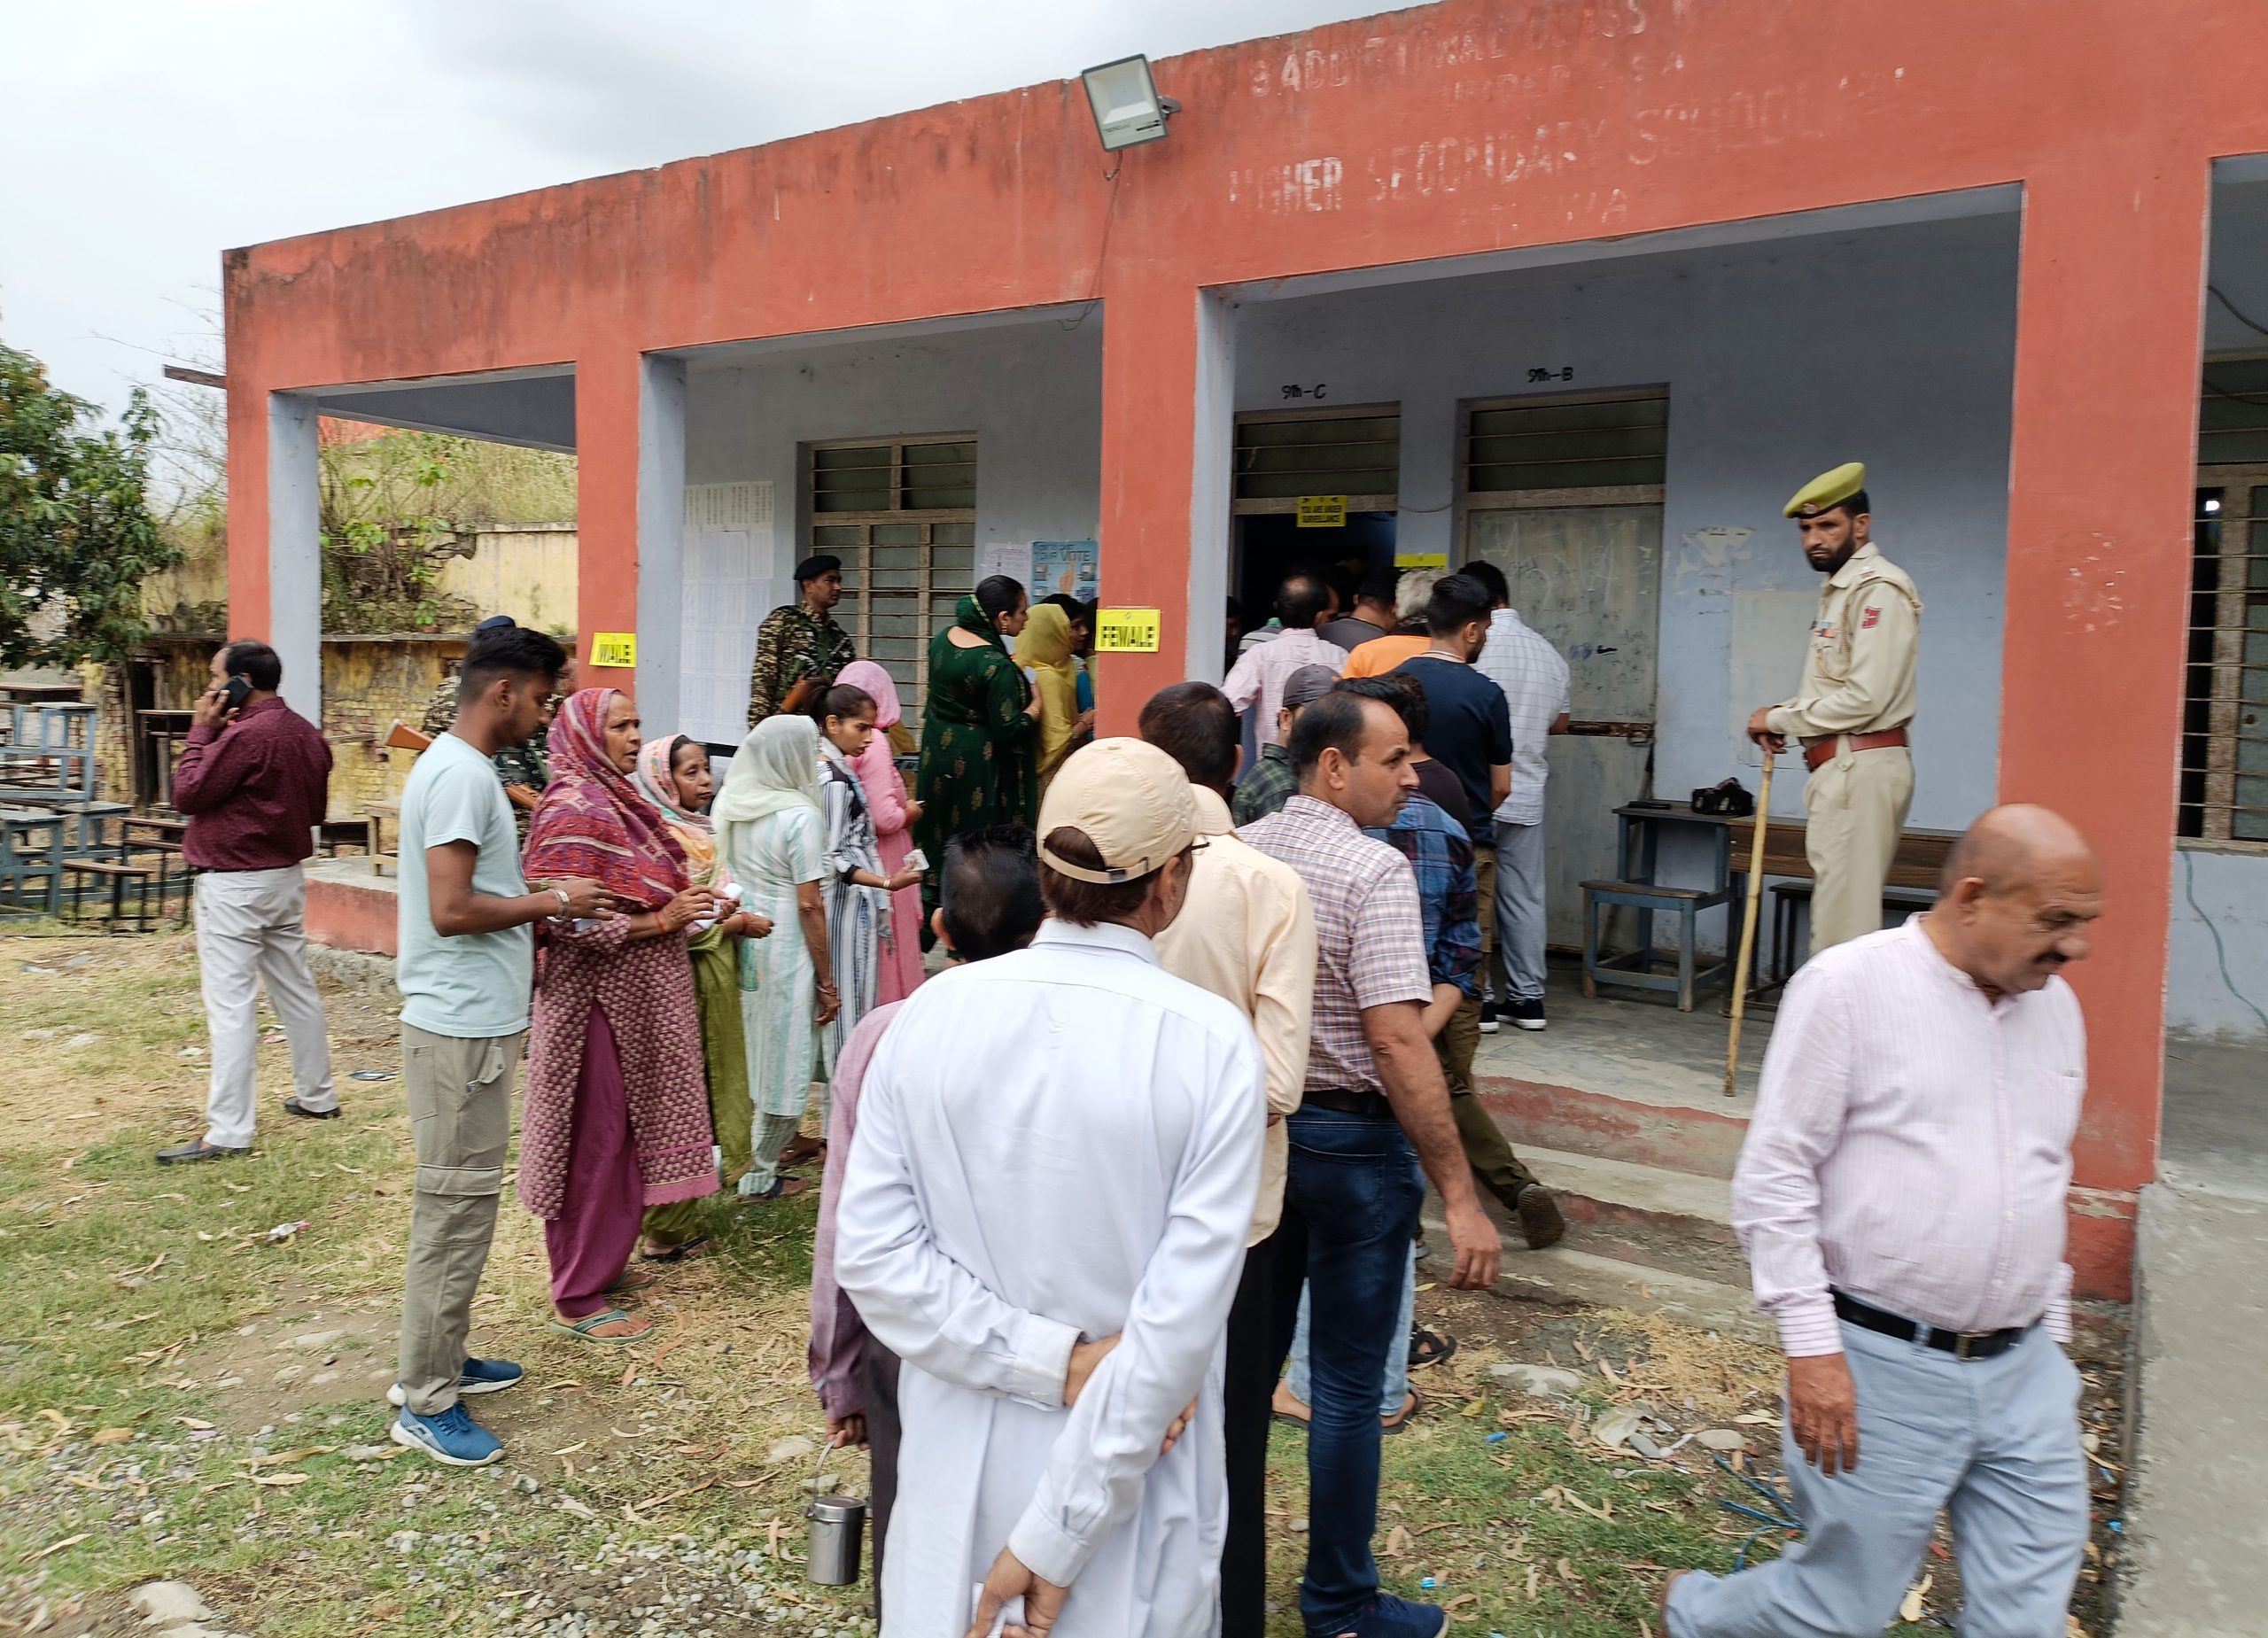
[574,350,643,694]
[1093,276,1220,731]
[2000,154,2210,1299]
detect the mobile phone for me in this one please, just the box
[221,675,254,713]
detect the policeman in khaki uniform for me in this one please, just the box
[1746,462,1922,955]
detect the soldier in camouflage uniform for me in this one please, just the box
[420,617,554,819]
[746,555,856,725]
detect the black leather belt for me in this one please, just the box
[1299,1086,1395,1121]
[1831,1290,2031,1362]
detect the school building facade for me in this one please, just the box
[224,0,2268,1296]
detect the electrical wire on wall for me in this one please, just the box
[2182,849,2268,1034]
[1055,163,1126,334]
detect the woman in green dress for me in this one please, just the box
[913,577,1042,911]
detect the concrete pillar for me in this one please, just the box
[1096,277,1224,724]
[573,353,644,695]
[633,357,688,729]
[265,394,322,724]
[1184,291,1237,686]
[1999,153,2210,1299]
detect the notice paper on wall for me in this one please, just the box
[977,540,1033,591]
[1095,608,1161,653]
[680,482,778,748]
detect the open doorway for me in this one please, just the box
[1231,405,1399,640]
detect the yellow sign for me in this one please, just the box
[1296,494,1348,528]
[1094,608,1161,654]
[1393,552,1449,570]
[589,632,638,668]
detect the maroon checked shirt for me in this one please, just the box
[172,697,333,872]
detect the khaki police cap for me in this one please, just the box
[1036,737,1197,885]
[1783,462,1867,519]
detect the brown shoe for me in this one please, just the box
[779,1133,824,1167]
[1515,1184,1566,1250]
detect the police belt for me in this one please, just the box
[1830,1289,2031,1362]
[1803,727,1908,772]
[1299,1086,1397,1121]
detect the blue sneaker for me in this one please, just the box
[391,1402,503,1467]
[1313,1594,1447,1638]
[386,1357,524,1407]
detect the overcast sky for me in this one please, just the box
[1,0,1394,417]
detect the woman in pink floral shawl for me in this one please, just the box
[835,661,924,1003]
[518,687,721,1343]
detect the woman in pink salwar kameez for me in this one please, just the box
[835,661,924,1003]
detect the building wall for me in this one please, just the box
[1232,212,2017,832]
[322,639,462,816]
[431,524,580,633]
[682,322,1105,586]
[2168,848,2268,1038]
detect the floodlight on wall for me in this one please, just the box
[1082,55,1179,152]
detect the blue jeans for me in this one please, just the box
[1285,1243,1418,1417]
[1281,1107,1425,1631]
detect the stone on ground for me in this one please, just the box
[128,1583,215,1628]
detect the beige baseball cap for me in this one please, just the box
[1036,738,1197,885]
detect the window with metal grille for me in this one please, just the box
[2185,359,2268,845]
[1231,406,1400,511]
[808,436,977,713]
[1463,386,1669,505]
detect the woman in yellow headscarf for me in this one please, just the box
[1013,601,1087,792]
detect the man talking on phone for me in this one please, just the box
[158,640,339,1164]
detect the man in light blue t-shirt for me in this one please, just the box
[388,625,611,1468]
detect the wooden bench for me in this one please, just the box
[65,858,159,933]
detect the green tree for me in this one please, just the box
[0,339,179,667]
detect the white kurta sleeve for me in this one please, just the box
[1006,1027,1265,1588]
[834,1063,1083,1409]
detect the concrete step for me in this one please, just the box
[1421,1199,1771,1347]
[1519,1143,1738,1248]
[1473,1074,1751,1179]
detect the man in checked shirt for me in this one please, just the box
[1664,804,2103,1637]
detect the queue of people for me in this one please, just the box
[165,496,2092,1635]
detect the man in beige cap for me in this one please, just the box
[836,738,1266,1638]
[1746,462,1924,955]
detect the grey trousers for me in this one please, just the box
[194,865,335,1148]
[1668,1319,2087,1637]
[1491,819,1549,1003]
[397,1024,524,1417]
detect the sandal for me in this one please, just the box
[779,1133,824,1167]
[605,1268,661,1295]
[1408,1325,1458,1370]
[1381,1387,1425,1433]
[548,1307,652,1344]
[1270,1384,1312,1430]
[639,1235,713,1264]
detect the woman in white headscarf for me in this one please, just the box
[713,714,835,1201]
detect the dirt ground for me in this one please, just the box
[0,929,2131,1637]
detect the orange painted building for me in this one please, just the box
[226,0,2268,1298]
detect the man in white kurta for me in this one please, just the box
[836,738,1266,1638]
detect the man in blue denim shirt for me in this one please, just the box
[1367,674,1563,1251]
[1240,685,1503,1638]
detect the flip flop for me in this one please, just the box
[604,1268,661,1295]
[741,1176,807,1202]
[548,1307,651,1344]
[639,1235,712,1264]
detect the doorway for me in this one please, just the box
[1230,404,1402,645]
[1460,387,1669,948]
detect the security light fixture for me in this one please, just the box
[1082,55,1179,152]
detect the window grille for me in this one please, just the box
[807,436,977,713]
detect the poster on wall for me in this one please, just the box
[977,540,1033,591]
[1029,540,1100,602]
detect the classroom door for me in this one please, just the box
[1467,504,1663,947]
